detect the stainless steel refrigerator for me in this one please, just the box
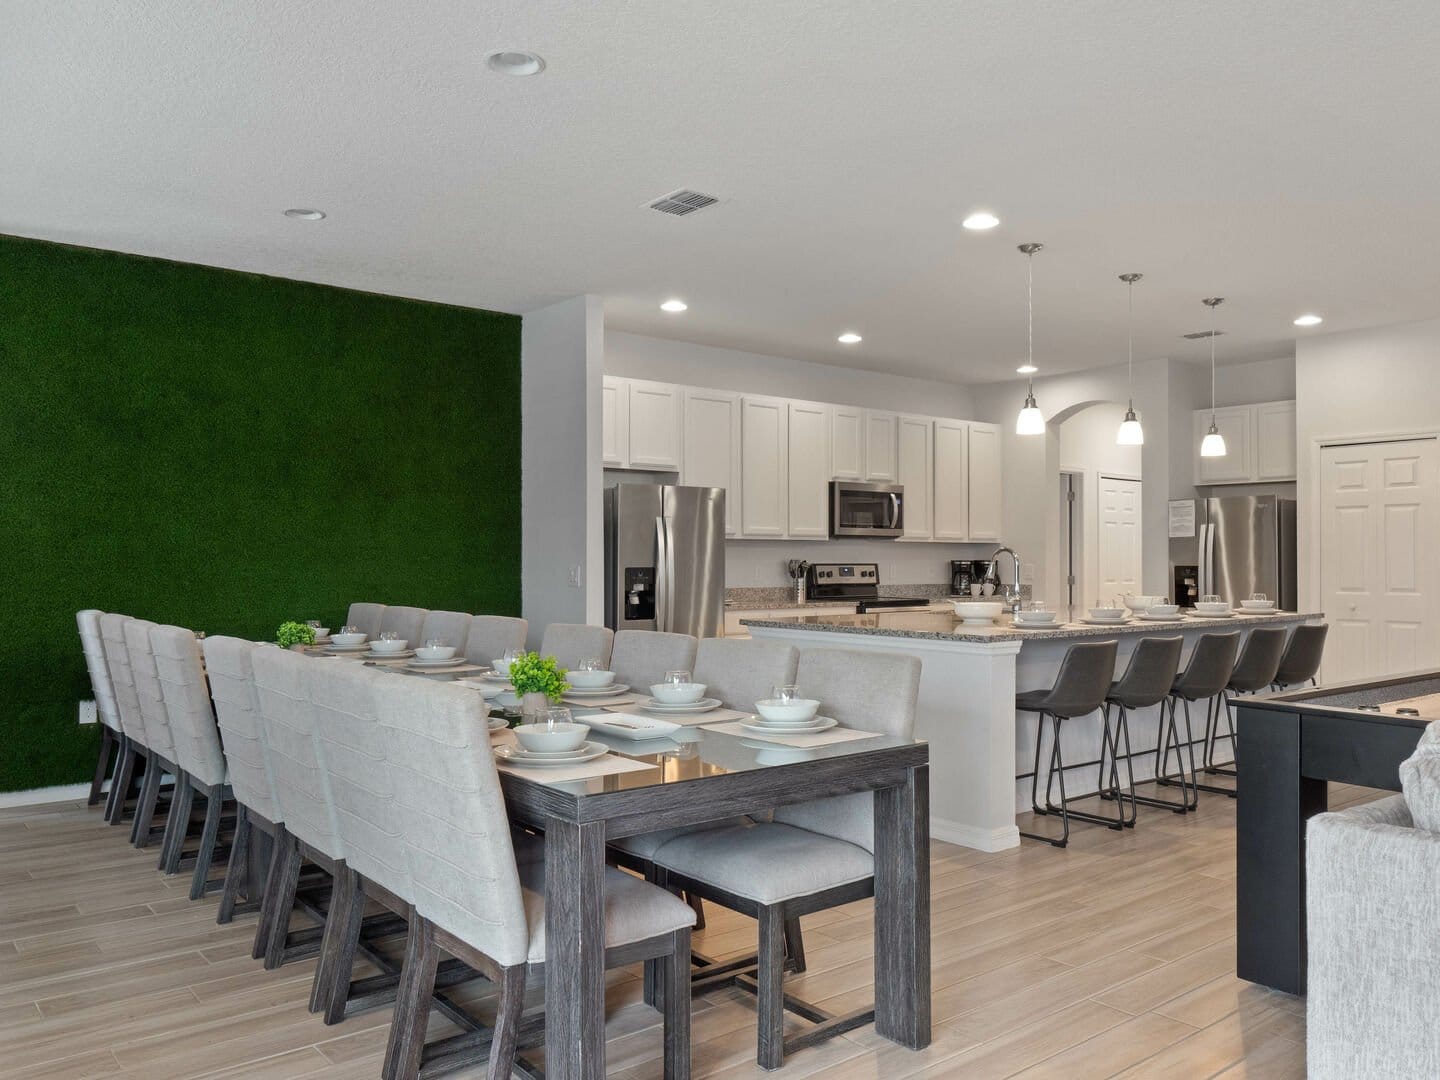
[1197,495,1297,610]
[605,484,726,637]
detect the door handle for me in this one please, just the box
[888,493,901,530]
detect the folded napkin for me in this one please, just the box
[603,703,753,726]
[701,721,884,748]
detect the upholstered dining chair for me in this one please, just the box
[1199,625,1288,797]
[610,630,699,690]
[151,624,232,899]
[77,610,125,809]
[649,647,920,1070]
[462,615,528,667]
[100,613,145,826]
[1158,631,1240,810]
[418,610,472,651]
[1273,623,1329,690]
[124,617,182,850]
[379,606,428,650]
[538,623,614,669]
[344,602,386,639]
[376,676,695,1080]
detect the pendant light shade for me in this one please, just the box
[1199,297,1227,457]
[1116,273,1144,445]
[1015,243,1045,436]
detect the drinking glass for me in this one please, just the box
[425,638,446,650]
[545,706,571,731]
[501,647,522,664]
[1250,592,1269,603]
[664,669,692,687]
[1028,600,1049,614]
[773,684,800,703]
[379,630,398,642]
[340,624,360,636]
[306,620,322,631]
[1201,594,1222,605]
[576,657,603,672]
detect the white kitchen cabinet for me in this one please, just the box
[897,415,934,540]
[830,405,863,480]
[626,379,682,471]
[601,376,627,467]
[967,421,1004,541]
[681,388,742,535]
[740,396,789,537]
[1194,405,1255,485]
[932,418,969,541]
[1255,400,1298,481]
[864,411,899,482]
[787,401,831,538]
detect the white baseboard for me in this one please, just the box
[0,783,92,809]
[931,816,1020,853]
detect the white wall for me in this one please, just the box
[522,295,604,644]
[1058,403,1143,609]
[1213,355,1296,408]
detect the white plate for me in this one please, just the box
[325,642,371,653]
[366,648,415,659]
[1011,621,1060,630]
[483,672,513,683]
[487,716,508,732]
[1138,612,1183,622]
[741,713,834,730]
[563,682,630,698]
[1188,610,1236,619]
[1080,617,1129,626]
[739,716,838,737]
[636,697,723,714]
[407,656,468,669]
[494,741,608,767]
[585,715,681,740]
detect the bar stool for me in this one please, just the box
[1157,632,1240,809]
[1017,640,1119,848]
[1100,636,1186,825]
[1272,623,1329,690]
[1199,626,1288,797]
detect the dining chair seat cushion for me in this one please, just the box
[518,863,695,964]
[609,818,747,861]
[652,821,873,905]
[1014,689,1052,713]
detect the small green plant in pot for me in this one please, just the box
[508,652,569,721]
[277,621,317,649]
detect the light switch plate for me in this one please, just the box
[78,699,98,726]
[568,565,582,588]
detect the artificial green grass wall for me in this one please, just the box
[0,234,521,792]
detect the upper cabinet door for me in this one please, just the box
[966,421,1004,542]
[864,411,899,481]
[787,401,832,538]
[897,415,934,540]
[1255,400,1298,481]
[681,389,742,535]
[626,380,682,471]
[932,419,969,541]
[1195,405,1256,485]
[830,405,863,480]
[602,376,627,467]
[740,396,788,537]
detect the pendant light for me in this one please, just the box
[1199,296,1228,457]
[1116,273,1145,445]
[1015,243,1046,435]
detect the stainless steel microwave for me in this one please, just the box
[830,480,905,538]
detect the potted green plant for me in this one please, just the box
[277,621,317,650]
[507,651,569,721]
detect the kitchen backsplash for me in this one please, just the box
[725,538,996,588]
[725,582,1033,608]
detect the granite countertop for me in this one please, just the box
[739,608,1324,644]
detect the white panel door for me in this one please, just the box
[932,419,969,541]
[681,389,741,536]
[601,376,627,467]
[897,415,934,540]
[626,380,682,471]
[864,411,899,482]
[1195,406,1255,484]
[830,406,863,480]
[967,421,1004,542]
[1320,439,1440,683]
[787,401,831,538]
[1255,400,1298,481]
[1097,476,1142,604]
[740,396,788,537]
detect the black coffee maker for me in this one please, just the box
[950,560,994,597]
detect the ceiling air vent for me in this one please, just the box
[1182,330,1225,340]
[645,189,720,217]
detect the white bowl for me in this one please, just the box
[1123,595,1164,613]
[952,601,1005,624]
[312,627,330,639]
[512,722,590,753]
[755,698,821,723]
[330,632,367,647]
[1088,608,1126,621]
[1240,600,1276,610]
[1015,611,1057,624]
[492,657,514,676]
[567,669,616,689]
[650,682,707,705]
[1194,602,1231,615]
[370,639,409,654]
[415,645,457,661]
[1147,604,1180,617]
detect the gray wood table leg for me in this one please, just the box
[873,764,931,1050]
[544,817,607,1080]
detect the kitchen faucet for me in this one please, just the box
[989,546,1023,615]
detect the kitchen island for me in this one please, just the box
[744,608,1323,851]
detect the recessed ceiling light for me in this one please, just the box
[486,50,546,76]
[1016,363,1038,375]
[283,208,325,221]
[962,211,1001,231]
[1293,313,1323,327]
[838,332,862,345]
[660,299,687,313]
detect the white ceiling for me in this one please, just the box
[4,1,1439,382]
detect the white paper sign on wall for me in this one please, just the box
[1168,499,1196,538]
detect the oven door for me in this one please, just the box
[830,481,904,537]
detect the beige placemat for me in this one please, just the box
[701,721,883,748]
[603,703,753,726]
[563,693,638,708]
[493,750,656,784]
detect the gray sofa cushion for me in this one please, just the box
[1399,721,1440,832]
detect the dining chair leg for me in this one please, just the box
[131,757,164,848]
[784,915,807,974]
[487,963,526,1080]
[1028,710,1049,815]
[189,790,225,901]
[263,834,304,970]
[217,805,250,925]
[88,728,115,806]
[316,864,366,1021]
[105,739,136,823]
[159,774,194,874]
[1115,704,1139,826]
[662,927,692,1080]
[383,916,440,1080]
[685,891,706,930]
[756,904,786,1070]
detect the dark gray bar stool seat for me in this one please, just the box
[1156,632,1240,809]
[1100,636,1186,824]
[1272,623,1329,690]
[1017,640,1119,848]
[1200,626,1289,797]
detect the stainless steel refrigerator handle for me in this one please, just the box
[663,516,677,632]
[1200,524,1213,597]
[654,516,669,633]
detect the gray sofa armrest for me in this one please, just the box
[1307,794,1440,1079]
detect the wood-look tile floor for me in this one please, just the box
[1,784,1374,1078]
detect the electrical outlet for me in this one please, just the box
[568,565,582,588]
[78,699,98,726]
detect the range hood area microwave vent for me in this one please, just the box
[1182,329,1226,340]
[645,189,720,217]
